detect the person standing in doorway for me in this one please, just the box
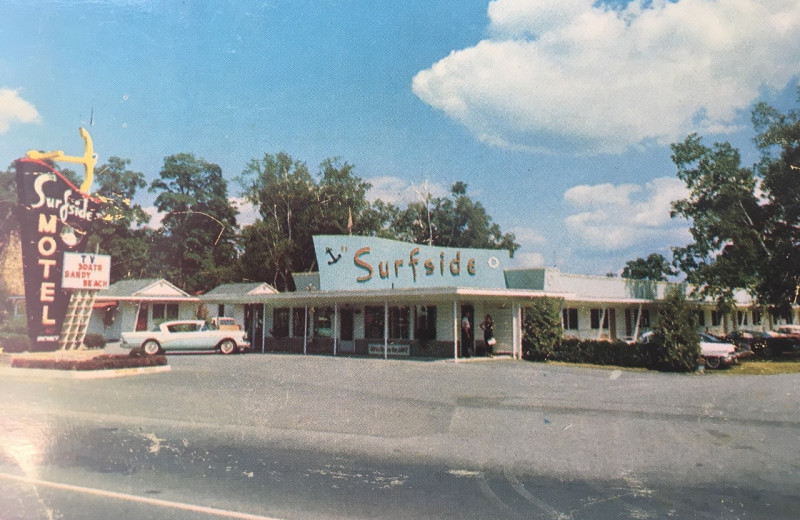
[480,314,495,357]
[461,311,473,358]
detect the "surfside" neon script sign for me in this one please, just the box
[313,235,508,291]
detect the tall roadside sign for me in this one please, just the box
[14,128,108,351]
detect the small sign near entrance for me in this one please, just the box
[62,252,111,290]
[368,343,410,356]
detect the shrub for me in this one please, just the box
[11,354,168,370]
[547,338,648,368]
[647,286,700,372]
[0,317,28,336]
[0,332,34,353]
[521,298,563,361]
[83,333,106,349]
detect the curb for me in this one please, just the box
[0,364,171,380]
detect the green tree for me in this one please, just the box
[671,92,800,316]
[149,153,239,293]
[669,133,764,310]
[521,297,563,361]
[0,167,16,246]
[238,152,376,286]
[648,285,700,372]
[86,157,155,282]
[621,253,677,281]
[394,182,520,255]
[751,97,800,312]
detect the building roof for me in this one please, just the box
[292,272,321,292]
[96,278,195,301]
[202,282,278,298]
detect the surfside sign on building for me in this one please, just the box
[313,235,509,291]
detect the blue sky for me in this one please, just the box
[2,0,799,276]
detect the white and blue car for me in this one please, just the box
[121,320,250,355]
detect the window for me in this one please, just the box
[365,306,384,339]
[389,306,410,339]
[636,309,650,328]
[562,308,578,330]
[590,309,609,329]
[218,304,225,317]
[752,309,762,325]
[152,303,178,321]
[737,311,748,326]
[711,311,721,327]
[292,308,307,337]
[153,304,165,321]
[416,306,437,341]
[695,310,706,327]
[314,307,334,337]
[272,308,289,337]
[364,306,411,339]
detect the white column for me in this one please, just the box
[597,307,607,340]
[333,303,338,357]
[453,299,459,361]
[303,305,308,355]
[384,302,389,360]
[261,304,266,354]
[633,303,642,342]
[512,301,521,359]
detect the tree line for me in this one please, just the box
[0,151,520,294]
[1,90,798,313]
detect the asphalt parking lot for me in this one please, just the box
[1,353,799,518]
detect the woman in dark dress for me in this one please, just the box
[480,314,495,357]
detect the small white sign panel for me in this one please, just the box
[62,252,111,290]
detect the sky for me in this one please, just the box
[1,0,799,277]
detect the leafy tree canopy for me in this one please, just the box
[149,153,239,293]
[670,90,800,312]
[621,253,677,281]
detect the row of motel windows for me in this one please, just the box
[270,306,438,340]
[561,308,651,331]
[562,307,793,331]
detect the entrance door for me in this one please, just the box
[244,304,264,352]
[136,303,149,331]
[339,309,355,352]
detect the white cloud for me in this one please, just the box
[141,206,164,229]
[412,0,800,155]
[509,251,545,268]
[230,197,258,227]
[0,88,40,133]
[563,176,690,250]
[366,176,448,206]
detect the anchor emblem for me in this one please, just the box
[326,247,342,265]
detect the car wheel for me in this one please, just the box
[142,340,161,356]
[219,339,237,355]
[761,345,774,358]
[704,356,721,369]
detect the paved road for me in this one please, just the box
[1,354,798,519]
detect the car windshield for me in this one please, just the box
[700,333,723,343]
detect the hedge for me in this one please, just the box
[524,337,649,368]
[11,354,168,371]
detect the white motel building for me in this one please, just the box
[87,235,799,358]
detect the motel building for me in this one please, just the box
[81,235,798,355]
[156,235,796,359]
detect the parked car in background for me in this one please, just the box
[637,332,741,369]
[724,329,800,358]
[698,333,742,369]
[774,325,800,340]
[211,317,242,331]
[121,320,250,355]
